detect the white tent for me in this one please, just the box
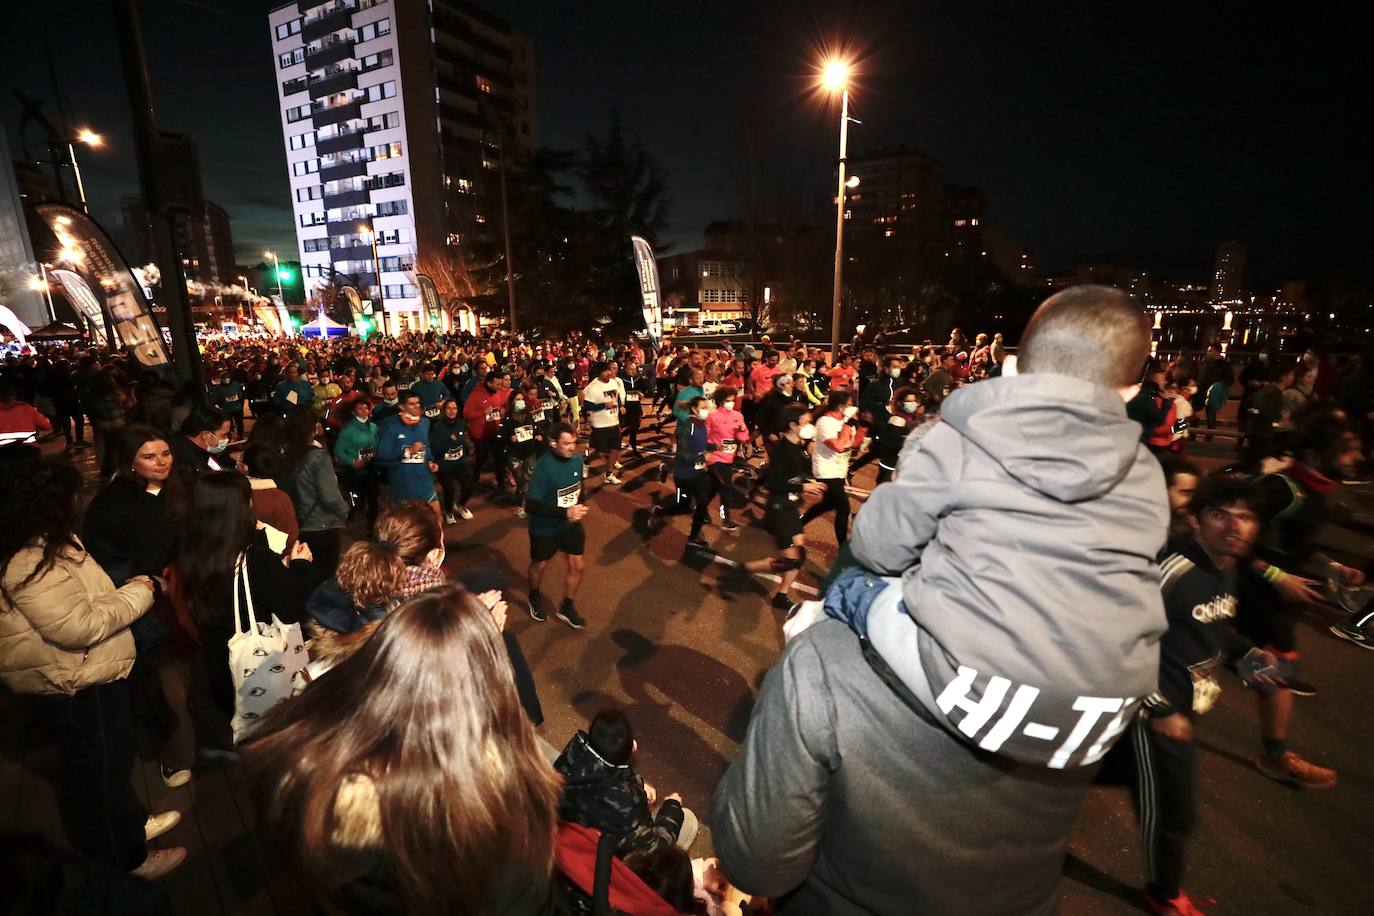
[300,313,351,338]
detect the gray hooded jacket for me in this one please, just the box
[849,372,1168,768]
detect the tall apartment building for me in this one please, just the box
[1210,241,1246,304]
[268,0,536,330]
[844,147,946,262]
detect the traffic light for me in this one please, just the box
[357,317,373,339]
[277,268,293,282]
[288,315,302,332]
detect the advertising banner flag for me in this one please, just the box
[48,268,108,345]
[631,235,662,351]
[416,274,442,328]
[30,202,171,369]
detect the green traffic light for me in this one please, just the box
[278,268,293,281]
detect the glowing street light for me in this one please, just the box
[32,265,57,322]
[67,129,104,214]
[820,54,856,359]
[264,250,285,304]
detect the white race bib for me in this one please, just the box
[514,425,533,443]
[720,441,737,454]
[625,392,640,402]
[486,407,501,423]
[556,482,580,509]
[424,407,440,418]
[401,444,426,463]
[225,394,240,402]
[444,446,464,461]
[285,390,298,405]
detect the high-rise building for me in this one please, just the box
[268,0,536,331]
[121,198,238,284]
[1210,241,1245,304]
[843,147,946,261]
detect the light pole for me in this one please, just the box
[30,266,57,323]
[358,223,387,336]
[265,250,284,303]
[822,58,853,361]
[66,129,103,215]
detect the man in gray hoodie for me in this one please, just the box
[711,286,1169,914]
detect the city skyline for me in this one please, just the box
[3,0,1368,291]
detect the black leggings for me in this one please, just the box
[1129,713,1196,901]
[438,463,475,513]
[801,476,851,545]
[707,463,738,523]
[623,409,644,452]
[661,473,712,537]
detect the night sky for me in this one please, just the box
[6,1,1369,288]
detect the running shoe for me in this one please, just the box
[160,766,191,789]
[444,513,458,525]
[1255,751,1337,788]
[686,536,710,551]
[1145,890,1216,915]
[606,474,624,485]
[720,521,741,533]
[515,506,527,519]
[557,600,586,630]
[1330,619,1374,650]
[613,460,624,470]
[529,590,549,622]
[131,848,187,880]
[457,506,474,520]
[657,461,670,483]
[145,811,181,842]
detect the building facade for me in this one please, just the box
[844,147,946,262]
[121,198,237,285]
[268,0,535,330]
[1210,241,1246,304]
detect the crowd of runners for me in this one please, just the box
[1,284,1372,914]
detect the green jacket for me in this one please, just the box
[333,418,379,465]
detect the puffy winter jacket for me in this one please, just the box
[0,540,153,696]
[554,730,684,854]
[848,372,1168,768]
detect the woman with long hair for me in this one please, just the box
[0,457,186,879]
[243,586,562,914]
[275,407,349,577]
[176,471,314,721]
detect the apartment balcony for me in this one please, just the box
[301,3,355,44]
[308,66,358,100]
[329,242,373,262]
[322,187,370,210]
[320,158,369,183]
[305,38,355,70]
[297,0,330,12]
[312,98,361,128]
[326,215,372,236]
[316,126,366,156]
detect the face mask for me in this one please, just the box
[207,436,230,454]
[354,414,369,424]
[889,367,903,379]
[842,405,858,419]
[697,408,710,420]
[798,423,816,440]
[384,398,398,406]
[902,402,919,414]
[723,400,736,411]
[514,399,526,410]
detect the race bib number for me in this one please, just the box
[625,392,640,403]
[1189,658,1222,714]
[486,407,501,423]
[401,444,426,464]
[285,390,299,405]
[720,441,738,454]
[514,425,534,443]
[444,447,464,461]
[1171,418,1189,441]
[604,398,619,416]
[424,407,440,418]
[556,482,580,509]
[225,394,240,403]
[359,448,376,462]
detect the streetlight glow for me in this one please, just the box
[845,175,861,188]
[29,277,47,291]
[76,129,103,147]
[821,58,851,92]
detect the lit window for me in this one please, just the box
[476,75,492,93]
[474,213,486,223]
[970,218,979,226]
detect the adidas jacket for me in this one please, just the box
[1143,540,1254,718]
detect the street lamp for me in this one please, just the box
[264,250,285,303]
[67,129,104,215]
[30,268,57,323]
[358,223,387,336]
[821,56,854,360]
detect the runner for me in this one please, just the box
[800,390,858,545]
[525,423,589,629]
[581,362,626,485]
[430,398,475,523]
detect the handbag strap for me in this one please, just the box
[231,555,261,636]
[590,831,617,916]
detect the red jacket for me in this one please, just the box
[463,385,511,440]
[554,822,681,916]
[0,401,52,437]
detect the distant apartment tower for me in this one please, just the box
[1210,241,1245,304]
[268,0,536,330]
[121,198,237,284]
[844,147,946,261]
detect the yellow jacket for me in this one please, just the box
[0,540,153,696]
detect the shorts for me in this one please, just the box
[589,425,622,453]
[530,523,586,562]
[766,502,804,549]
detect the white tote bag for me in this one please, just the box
[227,558,307,742]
